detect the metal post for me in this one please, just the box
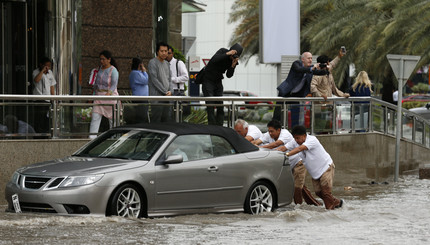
[52,101,58,138]
[311,101,315,135]
[231,101,235,127]
[175,101,180,122]
[282,101,287,128]
[394,58,404,182]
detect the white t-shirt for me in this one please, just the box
[169,57,188,90]
[246,125,263,141]
[260,129,293,146]
[289,134,332,179]
[393,90,398,102]
[32,68,57,95]
[284,140,303,169]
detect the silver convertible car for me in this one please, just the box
[5,123,294,218]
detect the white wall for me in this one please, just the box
[182,0,278,96]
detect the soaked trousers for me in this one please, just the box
[293,161,321,206]
[312,163,341,210]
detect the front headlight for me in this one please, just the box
[59,174,104,188]
[10,172,20,184]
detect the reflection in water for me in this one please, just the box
[1,176,429,244]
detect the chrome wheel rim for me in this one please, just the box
[116,187,141,218]
[249,185,273,214]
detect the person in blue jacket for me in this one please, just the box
[129,57,149,123]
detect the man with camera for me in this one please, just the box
[274,52,328,127]
[310,49,350,100]
[202,43,243,126]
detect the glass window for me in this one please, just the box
[74,130,168,160]
[211,135,236,157]
[165,135,213,162]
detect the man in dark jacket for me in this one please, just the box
[274,52,327,126]
[202,43,243,125]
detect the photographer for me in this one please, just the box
[311,49,349,101]
[32,57,56,96]
[202,43,243,126]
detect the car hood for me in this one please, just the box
[17,156,149,176]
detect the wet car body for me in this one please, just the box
[5,123,294,218]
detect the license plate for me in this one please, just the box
[12,194,22,213]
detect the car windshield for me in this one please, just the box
[74,130,169,160]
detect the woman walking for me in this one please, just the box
[89,50,119,138]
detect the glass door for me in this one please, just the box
[1,0,28,95]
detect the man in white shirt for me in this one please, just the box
[166,46,188,96]
[234,119,262,143]
[253,119,293,149]
[32,57,56,134]
[32,57,56,96]
[285,125,343,210]
[256,120,320,206]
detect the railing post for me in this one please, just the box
[351,101,355,132]
[311,101,315,135]
[175,100,180,123]
[51,100,58,139]
[231,101,235,127]
[332,102,336,134]
[115,103,121,127]
[282,101,287,128]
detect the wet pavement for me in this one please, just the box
[1,175,429,244]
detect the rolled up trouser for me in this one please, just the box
[312,164,341,210]
[293,161,321,206]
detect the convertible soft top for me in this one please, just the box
[118,122,259,154]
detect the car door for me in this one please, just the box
[154,134,224,210]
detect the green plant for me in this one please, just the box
[411,83,430,93]
[183,108,208,124]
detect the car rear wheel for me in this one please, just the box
[109,184,145,218]
[244,181,275,214]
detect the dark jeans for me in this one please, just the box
[202,80,224,126]
[273,101,300,128]
[125,101,149,124]
[150,101,173,123]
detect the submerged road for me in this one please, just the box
[1,175,429,244]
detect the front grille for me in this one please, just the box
[47,177,65,188]
[24,176,51,189]
[20,202,56,213]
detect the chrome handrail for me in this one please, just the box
[0,94,428,149]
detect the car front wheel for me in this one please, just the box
[244,181,275,214]
[109,184,145,218]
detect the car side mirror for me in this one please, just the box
[163,154,183,164]
[426,103,430,110]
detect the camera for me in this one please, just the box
[232,54,239,59]
[319,63,327,69]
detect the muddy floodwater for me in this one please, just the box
[1,175,429,245]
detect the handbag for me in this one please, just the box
[195,66,206,84]
[88,67,100,86]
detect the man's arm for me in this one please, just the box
[291,61,312,74]
[172,61,189,85]
[253,139,263,146]
[286,145,308,156]
[261,139,284,149]
[34,70,44,83]
[226,66,236,78]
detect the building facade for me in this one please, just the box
[0,0,182,134]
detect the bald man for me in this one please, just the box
[274,52,328,126]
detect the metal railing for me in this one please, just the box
[0,94,429,148]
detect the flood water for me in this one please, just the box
[1,175,429,245]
